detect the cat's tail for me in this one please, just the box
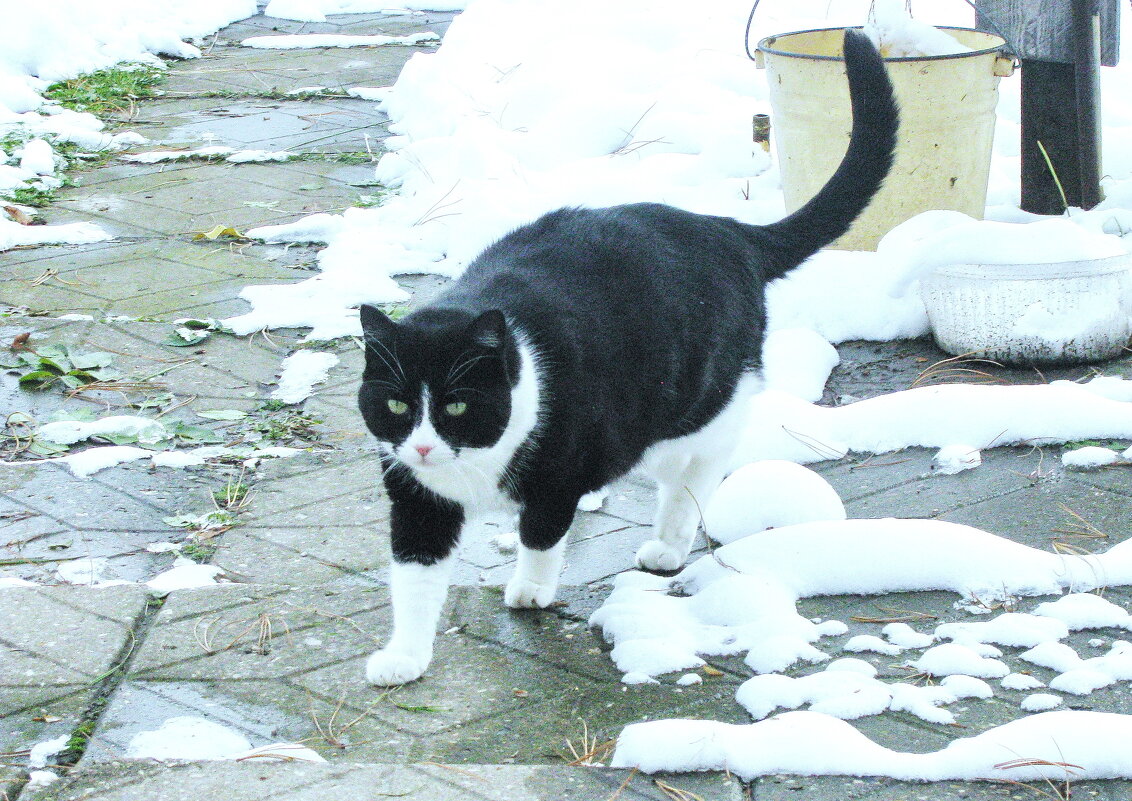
[757,28,899,278]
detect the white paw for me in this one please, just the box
[365,647,429,686]
[635,540,687,572]
[504,575,558,608]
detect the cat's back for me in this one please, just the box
[449,203,766,315]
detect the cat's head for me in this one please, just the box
[357,303,519,472]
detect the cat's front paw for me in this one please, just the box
[635,540,687,572]
[365,647,429,686]
[504,576,558,608]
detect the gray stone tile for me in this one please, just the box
[214,525,390,585]
[129,585,386,681]
[22,761,744,801]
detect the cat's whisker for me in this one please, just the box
[446,351,491,385]
[367,337,407,385]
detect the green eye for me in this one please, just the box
[445,401,468,417]
[387,399,409,415]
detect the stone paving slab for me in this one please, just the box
[0,586,150,792]
[21,761,745,801]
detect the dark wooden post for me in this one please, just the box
[975,0,1119,214]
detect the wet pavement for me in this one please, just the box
[3,6,1132,801]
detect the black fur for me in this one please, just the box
[359,29,898,565]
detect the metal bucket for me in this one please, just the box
[757,27,1014,251]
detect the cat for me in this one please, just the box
[357,28,898,686]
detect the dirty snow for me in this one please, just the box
[120,147,296,163]
[263,0,460,23]
[240,32,439,49]
[271,350,339,404]
[27,735,69,769]
[126,716,326,763]
[145,558,227,596]
[1,442,301,478]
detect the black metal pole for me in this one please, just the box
[1073,0,1104,209]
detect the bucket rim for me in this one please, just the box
[922,252,1132,280]
[757,26,1007,63]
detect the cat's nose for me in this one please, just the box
[415,445,434,459]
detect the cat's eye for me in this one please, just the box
[387,399,409,415]
[445,401,468,417]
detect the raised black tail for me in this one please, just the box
[758,28,899,277]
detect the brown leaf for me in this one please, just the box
[193,225,247,241]
[701,665,724,677]
[3,205,33,225]
[10,332,31,351]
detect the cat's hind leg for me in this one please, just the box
[635,375,759,572]
[635,451,725,572]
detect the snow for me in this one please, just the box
[1034,593,1132,631]
[263,0,461,23]
[145,557,227,596]
[864,0,972,57]
[1001,673,1044,691]
[240,32,439,49]
[882,623,933,649]
[732,381,1132,466]
[1021,693,1062,712]
[126,716,325,763]
[1062,445,1125,468]
[38,415,169,446]
[270,350,340,404]
[0,218,111,251]
[932,445,981,475]
[909,643,1009,679]
[613,710,1132,781]
[120,147,296,163]
[1,442,301,478]
[28,735,68,769]
[701,461,845,545]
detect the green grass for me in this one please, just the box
[1063,439,1125,451]
[5,185,58,207]
[45,63,165,117]
[181,540,218,563]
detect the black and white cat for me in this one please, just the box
[357,29,898,685]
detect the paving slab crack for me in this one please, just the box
[54,594,166,768]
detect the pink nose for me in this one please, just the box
[415,445,433,459]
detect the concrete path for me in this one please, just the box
[2,6,1132,800]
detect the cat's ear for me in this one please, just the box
[466,310,508,350]
[359,303,397,338]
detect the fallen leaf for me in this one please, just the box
[3,205,33,225]
[193,225,247,241]
[10,332,31,351]
[197,409,247,421]
[512,689,529,697]
[32,714,63,723]
[701,665,724,677]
